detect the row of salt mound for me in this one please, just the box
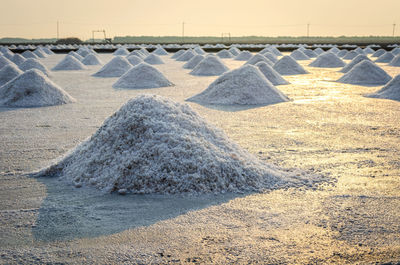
[52,55,87,71]
[337,60,391,86]
[340,54,370,73]
[273,56,308,75]
[183,55,204,69]
[190,55,228,76]
[0,69,75,107]
[93,56,132,77]
[68,51,84,61]
[113,63,173,89]
[34,94,304,194]
[11,54,26,66]
[367,74,400,101]
[187,64,289,105]
[309,52,345,68]
[389,54,400,66]
[0,56,16,69]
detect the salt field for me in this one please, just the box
[0,47,400,263]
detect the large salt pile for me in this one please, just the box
[152,47,168,56]
[33,94,302,194]
[52,55,87,71]
[367,74,400,101]
[176,49,196,61]
[263,52,278,64]
[309,52,345,68]
[273,56,309,75]
[183,54,204,69]
[340,54,371,73]
[113,63,173,89]
[217,49,233,58]
[10,54,26,66]
[0,56,15,69]
[171,49,186,59]
[245,54,273,66]
[126,55,143,66]
[256,62,289,86]
[194,47,206,55]
[234,51,253,61]
[268,46,282,56]
[187,65,289,105]
[190,55,229,76]
[21,50,38,59]
[0,64,23,86]
[375,52,394,63]
[93,56,132,77]
[113,47,129,56]
[337,60,391,86]
[19,58,50,76]
[82,53,103,65]
[144,54,164,65]
[0,69,75,107]
[228,47,240,56]
[290,50,309,60]
[389,54,400,66]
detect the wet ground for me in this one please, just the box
[0,52,399,264]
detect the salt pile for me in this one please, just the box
[256,62,289,86]
[76,48,91,57]
[10,54,26,66]
[340,55,371,73]
[337,50,348,58]
[33,49,46,58]
[263,52,278,63]
[33,94,303,194]
[126,55,143,66]
[68,51,84,61]
[309,52,345,68]
[273,56,309,75]
[314,47,324,55]
[389,54,400,66]
[375,52,394,63]
[82,54,103,65]
[194,47,206,55]
[0,56,15,69]
[343,51,358,60]
[183,54,204,69]
[152,47,168,56]
[372,49,386,57]
[246,54,273,66]
[269,46,282,56]
[217,50,233,58]
[113,47,129,56]
[228,47,240,56]
[367,74,400,101]
[290,50,309,60]
[363,47,375,54]
[92,56,132,77]
[303,49,317,58]
[234,51,253,61]
[171,49,186,59]
[144,54,164,65]
[328,47,340,54]
[190,55,228,76]
[337,60,391,86]
[176,50,196,61]
[21,50,38,59]
[129,50,146,59]
[187,65,289,105]
[113,63,173,89]
[139,48,150,56]
[52,55,87,71]
[0,69,75,107]
[19,58,50,76]
[0,64,23,86]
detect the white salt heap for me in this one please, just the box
[10,54,26,66]
[129,50,146,59]
[303,49,317,58]
[340,55,371,73]
[343,51,358,60]
[33,49,46,58]
[273,56,309,75]
[372,49,386,57]
[19,58,51,76]
[0,69,75,107]
[152,47,168,56]
[176,50,196,61]
[143,54,164,65]
[21,50,38,59]
[337,60,391,86]
[234,51,253,61]
[217,50,233,58]
[0,56,16,69]
[183,55,204,69]
[290,50,310,60]
[93,56,132,77]
[171,49,186,59]
[194,47,206,55]
[34,94,308,194]
[309,52,345,68]
[68,51,84,61]
[113,63,173,89]
[0,64,23,86]
[187,64,289,105]
[256,62,289,86]
[246,54,273,66]
[228,47,240,56]
[113,47,129,56]
[190,55,229,76]
[82,54,103,65]
[367,74,400,101]
[126,55,143,66]
[389,54,400,66]
[375,52,394,63]
[263,52,278,64]
[52,55,87,71]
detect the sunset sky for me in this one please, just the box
[0,0,399,40]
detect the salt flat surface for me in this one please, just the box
[0,52,399,264]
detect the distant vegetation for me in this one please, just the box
[55,37,83,44]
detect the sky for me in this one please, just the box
[0,0,399,40]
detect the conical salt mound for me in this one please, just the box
[129,50,146,59]
[354,47,365,54]
[269,46,282,56]
[309,52,345,68]
[263,52,278,63]
[340,55,371,73]
[217,49,233,58]
[372,49,386,57]
[389,54,400,66]
[10,54,26,66]
[68,51,84,61]
[21,50,38,59]
[364,47,375,54]
[375,52,394,63]
[0,56,16,69]
[113,63,173,89]
[234,51,253,61]
[343,51,358,60]
[33,49,46,58]
[337,50,348,58]
[52,55,87,71]
[391,47,400,55]
[82,53,103,65]
[290,50,309,60]
[190,55,229,76]
[256,62,289,86]
[126,55,143,66]
[171,49,186,59]
[228,47,240,56]
[194,47,206,55]
[0,64,23,86]
[152,47,168,56]
[176,49,195,61]
[187,65,289,105]
[273,56,309,75]
[92,56,132,77]
[139,47,150,56]
[367,74,400,101]
[113,47,129,56]
[183,54,204,69]
[314,47,324,55]
[328,47,340,54]
[337,60,391,86]
[33,94,302,194]
[144,54,164,65]
[245,54,273,66]
[76,48,91,57]
[303,49,317,58]
[0,69,75,107]
[19,58,50,76]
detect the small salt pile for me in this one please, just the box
[68,51,84,61]
[19,58,50,76]
[217,49,233,58]
[76,48,92,57]
[2,50,14,60]
[0,56,16,69]
[21,50,39,59]
[354,47,365,54]
[0,69,75,107]
[183,54,204,69]
[0,64,23,86]
[372,49,386,57]
[92,56,132,77]
[303,49,317,58]
[139,47,150,56]
[314,47,324,55]
[113,47,130,56]
[194,47,206,55]
[82,54,103,66]
[234,51,253,61]
[10,54,26,66]
[52,55,87,71]
[176,49,196,61]
[33,49,47,58]
[337,50,348,58]
[389,54,400,66]
[152,47,169,56]
[363,47,375,54]
[190,55,228,76]
[129,50,146,59]
[375,52,394,63]
[367,74,400,101]
[337,60,391,86]
[309,52,345,68]
[290,50,310,60]
[256,62,289,86]
[126,55,143,66]
[328,47,340,54]
[245,54,273,66]
[228,47,240,56]
[273,56,309,75]
[343,51,358,60]
[171,49,186,59]
[187,64,289,105]
[144,54,164,65]
[340,54,371,73]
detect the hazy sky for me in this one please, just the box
[0,0,399,40]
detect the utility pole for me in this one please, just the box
[307,23,310,38]
[57,21,59,40]
[393,23,396,37]
[182,22,185,43]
